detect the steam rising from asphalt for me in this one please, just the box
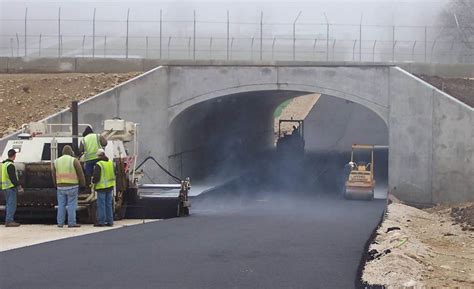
[172,92,389,213]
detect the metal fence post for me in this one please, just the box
[159,9,162,59]
[293,11,302,61]
[58,7,61,58]
[10,38,13,57]
[39,34,42,57]
[332,39,336,60]
[193,10,196,60]
[392,40,397,62]
[411,40,416,62]
[450,40,456,63]
[372,40,376,62]
[431,40,437,63]
[260,11,263,61]
[209,37,212,59]
[392,25,395,62]
[313,38,317,60]
[359,13,363,62]
[324,13,329,61]
[424,26,427,63]
[60,35,63,56]
[250,36,254,60]
[24,7,28,57]
[92,8,96,58]
[146,36,149,58]
[82,35,86,57]
[126,8,130,59]
[352,40,357,61]
[16,33,20,56]
[188,37,191,59]
[168,36,172,59]
[227,10,230,61]
[272,37,276,60]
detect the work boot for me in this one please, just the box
[5,222,20,227]
[105,223,113,227]
[93,224,105,227]
[57,225,64,228]
[68,224,81,228]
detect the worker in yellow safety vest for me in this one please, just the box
[79,126,107,177]
[91,149,116,227]
[1,149,23,227]
[52,145,86,228]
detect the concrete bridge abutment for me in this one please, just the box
[1,63,472,205]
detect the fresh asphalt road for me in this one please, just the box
[0,193,385,289]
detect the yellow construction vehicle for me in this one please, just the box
[344,144,375,200]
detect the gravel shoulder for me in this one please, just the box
[362,202,474,288]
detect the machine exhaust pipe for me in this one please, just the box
[71,101,79,156]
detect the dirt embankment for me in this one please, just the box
[418,75,474,108]
[363,202,474,288]
[0,72,140,138]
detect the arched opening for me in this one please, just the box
[169,89,388,203]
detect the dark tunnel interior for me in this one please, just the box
[168,90,389,205]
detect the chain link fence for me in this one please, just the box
[1,8,473,63]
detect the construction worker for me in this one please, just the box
[52,145,86,228]
[79,126,107,177]
[1,149,23,227]
[92,149,115,227]
[341,161,356,195]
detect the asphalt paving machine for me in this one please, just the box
[276,119,305,157]
[0,102,191,222]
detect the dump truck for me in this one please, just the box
[344,144,375,200]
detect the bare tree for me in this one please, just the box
[437,0,474,62]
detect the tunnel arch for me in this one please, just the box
[169,83,389,127]
[167,66,390,127]
[168,87,389,194]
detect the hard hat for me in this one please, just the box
[96,148,106,157]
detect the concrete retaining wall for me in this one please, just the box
[389,67,474,204]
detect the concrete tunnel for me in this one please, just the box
[168,89,389,197]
